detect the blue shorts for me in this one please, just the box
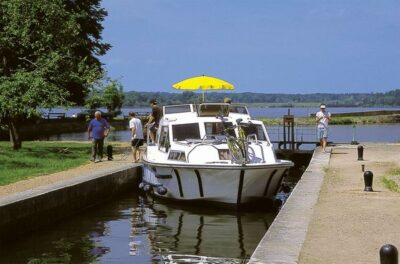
[318,127,328,139]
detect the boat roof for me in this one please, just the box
[163,103,251,120]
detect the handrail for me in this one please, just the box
[186,143,221,163]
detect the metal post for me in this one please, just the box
[283,121,287,150]
[380,244,398,264]
[364,171,373,192]
[283,109,294,150]
[351,124,359,145]
[358,145,364,161]
[291,119,295,150]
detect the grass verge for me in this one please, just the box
[0,141,91,186]
[382,167,400,193]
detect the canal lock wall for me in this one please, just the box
[0,164,142,245]
[249,148,330,263]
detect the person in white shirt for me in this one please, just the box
[129,112,144,162]
[315,104,331,152]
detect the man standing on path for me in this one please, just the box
[88,111,110,162]
[146,99,163,144]
[129,112,144,162]
[316,104,331,152]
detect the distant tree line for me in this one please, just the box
[123,89,400,107]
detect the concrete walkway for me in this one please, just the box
[299,143,400,264]
[250,143,400,264]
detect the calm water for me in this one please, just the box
[1,193,275,263]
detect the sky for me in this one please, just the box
[100,0,400,94]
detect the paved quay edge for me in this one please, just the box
[249,148,331,264]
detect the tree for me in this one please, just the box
[85,77,125,114]
[102,79,125,113]
[0,0,110,149]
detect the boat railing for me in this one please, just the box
[186,144,221,163]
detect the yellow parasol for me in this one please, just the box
[172,75,234,102]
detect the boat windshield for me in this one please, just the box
[204,122,236,138]
[240,124,267,141]
[229,105,248,114]
[172,123,201,141]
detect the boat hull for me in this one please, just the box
[141,162,291,205]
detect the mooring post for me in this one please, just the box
[357,145,364,161]
[380,244,398,264]
[364,171,373,192]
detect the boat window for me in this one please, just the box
[172,123,201,141]
[158,126,170,152]
[198,104,229,117]
[168,151,186,161]
[241,124,267,141]
[229,105,248,114]
[204,122,236,138]
[164,105,192,114]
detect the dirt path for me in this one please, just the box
[0,155,136,198]
[299,144,400,264]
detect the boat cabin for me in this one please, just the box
[151,103,270,157]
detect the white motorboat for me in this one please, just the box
[142,103,293,205]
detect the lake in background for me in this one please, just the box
[47,124,400,145]
[43,106,400,118]
[42,106,400,144]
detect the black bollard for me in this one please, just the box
[361,164,365,172]
[380,244,398,264]
[357,145,364,161]
[107,145,113,160]
[364,171,373,192]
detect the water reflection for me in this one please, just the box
[0,193,275,264]
[129,196,275,263]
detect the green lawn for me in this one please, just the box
[0,141,91,186]
[382,167,400,193]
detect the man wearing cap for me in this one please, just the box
[316,104,331,152]
[223,97,232,104]
[146,99,163,143]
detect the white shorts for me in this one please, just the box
[318,127,328,139]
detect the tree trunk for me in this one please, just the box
[9,120,22,150]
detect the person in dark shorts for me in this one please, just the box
[88,111,110,162]
[146,99,163,143]
[129,112,144,162]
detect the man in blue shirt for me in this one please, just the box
[88,111,110,162]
